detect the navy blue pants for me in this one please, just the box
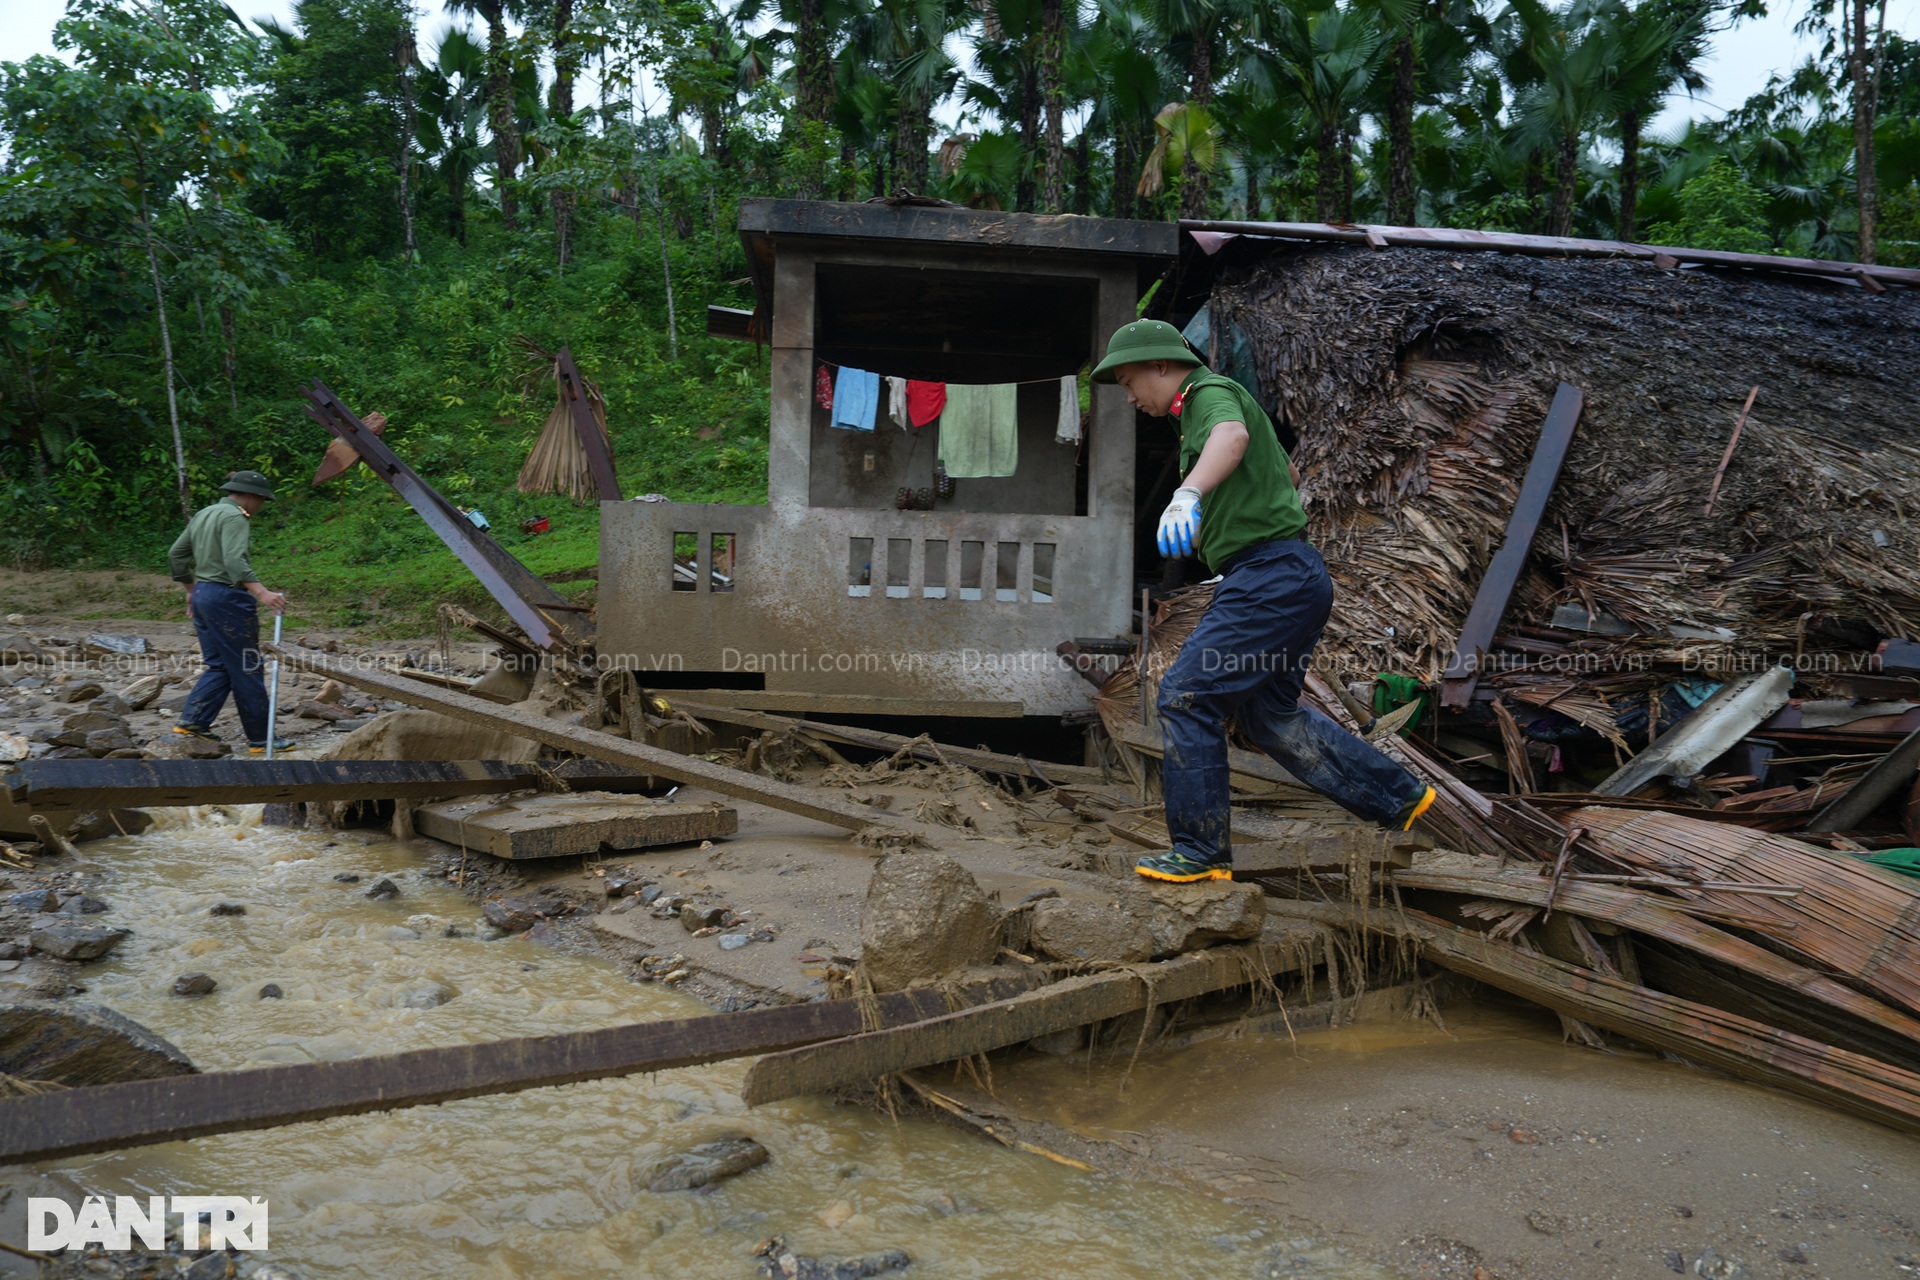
[180,583,270,744]
[1157,539,1427,864]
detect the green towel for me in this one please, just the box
[938,383,1019,478]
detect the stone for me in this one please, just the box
[9,888,58,913]
[605,876,644,899]
[333,873,361,883]
[180,1250,233,1280]
[60,681,104,703]
[149,734,230,760]
[66,808,154,841]
[172,973,217,997]
[296,699,353,721]
[57,894,108,915]
[364,877,401,900]
[755,1236,912,1280]
[681,903,728,932]
[0,940,26,960]
[0,732,29,763]
[209,902,246,916]
[859,854,998,993]
[86,692,133,717]
[83,633,148,657]
[60,709,125,734]
[1693,1247,1751,1280]
[719,933,751,950]
[645,1137,770,1192]
[0,999,196,1085]
[0,633,43,664]
[1029,896,1153,964]
[30,923,128,961]
[120,674,168,709]
[394,980,455,1009]
[259,983,283,999]
[1142,880,1267,958]
[639,884,665,905]
[482,895,549,933]
[84,728,138,755]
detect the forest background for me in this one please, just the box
[1,0,1914,629]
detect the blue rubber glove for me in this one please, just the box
[1157,485,1203,558]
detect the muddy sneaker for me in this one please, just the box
[173,724,221,742]
[1134,849,1232,883]
[247,737,297,755]
[1394,785,1438,831]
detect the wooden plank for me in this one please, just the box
[672,701,1102,784]
[1441,382,1584,708]
[1805,725,1920,834]
[555,347,620,503]
[414,795,737,860]
[662,689,1023,718]
[741,926,1322,1105]
[1108,721,1311,794]
[268,649,896,834]
[1235,823,1429,875]
[741,198,1180,260]
[7,759,564,811]
[0,979,1039,1165]
[706,305,758,341]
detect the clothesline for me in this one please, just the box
[814,359,1082,388]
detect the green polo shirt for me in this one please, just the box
[167,497,258,588]
[1175,370,1308,572]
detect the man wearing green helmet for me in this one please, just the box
[1092,320,1435,883]
[166,470,295,755]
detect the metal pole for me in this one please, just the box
[265,614,284,760]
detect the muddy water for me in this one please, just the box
[63,812,1393,1280]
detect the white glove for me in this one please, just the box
[1157,486,1203,558]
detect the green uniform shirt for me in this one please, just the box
[1175,370,1308,572]
[167,497,258,588]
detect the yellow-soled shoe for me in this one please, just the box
[1398,785,1438,831]
[1134,850,1234,882]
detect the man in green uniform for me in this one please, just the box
[1092,320,1434,882]
[167,470,294,755]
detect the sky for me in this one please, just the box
[2,0,1915,142]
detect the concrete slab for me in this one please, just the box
[414,791,737,860]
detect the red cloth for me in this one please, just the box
[906,380,947,428]
[815,364,834,411]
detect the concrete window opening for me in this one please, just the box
[995,542,1021,602]
[958,541,985,601]
[709,534,736,592]
[847,537,874,597]
[671,533,698,592]
[924,540,949,599]
[886,539,912,598]
[1032,543,1056,604]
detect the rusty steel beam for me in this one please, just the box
[299,381,591,651]
[0,980,1039,1164]
[554,347,620,502]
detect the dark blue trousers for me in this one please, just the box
[1157,539,1427,864]
[180,583,270,744]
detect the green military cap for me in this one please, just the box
[1090,319,1203,384]
[220,470,277,500]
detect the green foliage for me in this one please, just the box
[1644,157,1777,253]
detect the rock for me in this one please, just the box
[66,808,154,841]
[639,884,665,905]
[394,980,455,1009]
[172,973,217,997]
[0,732,29,763]
[259,983,283,998]
[120,674,168,709]
[482,896,550,932]
[60,681,104,704]
[61,709,126,736]
[0,999,196,1085]
[645,1137,770,1192]
[314,679,345,704]
[295,699,353,721]
[83,633,148,657]
[681,903,728,932]
[209,902,246,916]
[1029,896,1153,964]
[755,1236,912,1280]
[859,854,998,993]
[333,873,361,883]
[30,923,129,961]
[1693,1247,1751,1280]
[604,876,644,899]
[9,888,58,912]
[405,913,448,934]
[84,728,138,755]
[0,633,42,663]
[0,940,26,960]
[57,894,109,915]
[364,877,401,900]
[148,734,231,760]
[1142,880,1266,958]
[180,1249,233,1280]
[86,692,133,717]
[719,933,751,950]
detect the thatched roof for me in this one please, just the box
[1202,244,1920,682]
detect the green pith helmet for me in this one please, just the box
[1090,319,1203,384]
[220,470,277,500]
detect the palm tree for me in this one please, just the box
[1081,0,1176,216]
[446,0,523,228]
[1504,0,1641,237]
[1605,0,1707,240]
[418,25,492,244]
[1145,0,1227,216]
[1259,0,1388,221]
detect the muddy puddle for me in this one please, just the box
[58,811,1397,1279]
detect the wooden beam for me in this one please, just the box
[741,198,1180,260]
[6,759,587,811]
[671,701,1103,784]
[414,795,737,860]
[1107,721,1312,795]
[741,927,1321,1106]
[555,347,620,503]
[660,689,1023,718]
[1805,725,1920,834]
[0,979,1039,1165]
[1441,382,1584,708]
[269,649,896,834]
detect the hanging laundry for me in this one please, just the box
[939,383,1019,478]
[815,364,834,412]
[906,380,947,428]
[831,366,881,432]
[1055,375,1081,445]
[887,376,910,429]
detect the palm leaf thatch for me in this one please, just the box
[516,342,613,501]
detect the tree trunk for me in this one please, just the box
[551,0,577,269]
[1041,0,1066,213]
[1181,32,1214,219]
[1523,150,1547,233]
[1114,125,1138,219]
[137,187,190,518]
[1340,123,1355,221]
[219,305,238,414]
[652,174,678,359]
[892,82,932,194]
[1073,131,1091,214]
[703,25,731,166]
[797,0,832,122]
[1551,128,1578,237]
[1245,158,1261,219]
[1017,56,1040,211]
[1849,0,1887,263]
[1315,117,1339,221]
[1618,105,1641,241]
[397,26,418,262]
[1387,28,1415,225]
[481,0,519,228]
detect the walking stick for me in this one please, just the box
[265,612,284,760]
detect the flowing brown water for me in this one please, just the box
[60,811,1396,1279]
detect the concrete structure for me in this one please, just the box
[599,200,1177,716]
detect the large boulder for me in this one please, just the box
[1029,896,1153,964]
[859,854,998,992]
[0,1000,196,1085]
[29,923,128,961]
[1142,880,1266,958]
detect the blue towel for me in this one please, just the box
[831,366,880,432]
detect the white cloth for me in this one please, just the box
[1055,375,1081,444]
[887,376,910,429]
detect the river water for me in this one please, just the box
[60,811,1394,1279]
